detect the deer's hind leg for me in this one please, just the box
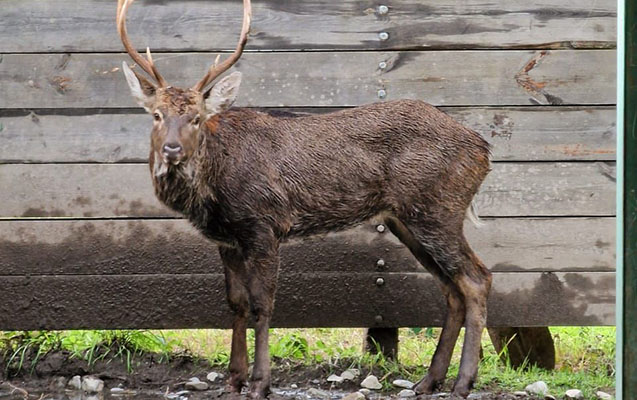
[385,216,491,397]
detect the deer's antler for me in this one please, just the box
[192,0,252,92]
[117,0,167,87]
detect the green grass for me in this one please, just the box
[0,327,614,399]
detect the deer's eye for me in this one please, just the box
[153,112,161,122]
[192,115,201,125]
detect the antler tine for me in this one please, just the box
[117,0,167,87]
[193,0,252,92]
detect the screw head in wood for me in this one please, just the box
[376,224,386,233]
[378,5,389,15]
[378,31,389,41]
[377,89,387,99]
[378,61,388,70]
[376,259,386,268]
[376,277,385,286]
[375,314,384,323]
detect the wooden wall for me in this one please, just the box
[0,0,616,330]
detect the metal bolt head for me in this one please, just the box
[378,61,388,70]
[375,314,384,323]
[376,224,386,233]
[376,259,386,268]
[378,31,389,41]
[375,277,385,286]
[377,89,387,99]
[378,5,389,15]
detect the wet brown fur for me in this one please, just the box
[144,86,492,398]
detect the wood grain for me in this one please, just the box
[0,162,615,218]
[0,0,616,53]
[0,217,615,276]
[0,271,614,330]
[0,50,616,108]
[0,107,616,163]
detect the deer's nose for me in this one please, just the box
[162,143,182,159]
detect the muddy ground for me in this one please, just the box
[0,350,534,400]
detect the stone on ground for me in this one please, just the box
[565,389,583,399]
[596,391,613,400]
[207,372,220,382]
[307,387,331,399]
[81,376,104,393]
[327,374,344,383]
[360,375,382,390]
[185,377,209,391]
[291,383,298,389]
[524,381,549,396]
[358,388,371,397]
[341,369,360,381]
[67,376,82,390]
[545,395,556,400]
[342,392,366,400]
[398,389,416,397]
[513,391,528,396]
[392,379,414,389]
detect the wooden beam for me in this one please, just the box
[0,218,615,277]
[0,0,616,53]
[0,272,615,331]
[622,0,637,396]
[0,107,616,163]
[0,50,616,109]
[0,162,616,218]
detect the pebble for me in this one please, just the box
[524,381,549,397]
[596,391,613,400]
[565,390,582,399]
[392,379,414,389]
[312,379,321,385]
[398,389,416,397]
[360,375,382,390]
[327,374,344,383]
[513,392,528,397]
[359,389,371,397]
[81,376,104,393]
[342,392,366,400]
[545,395,556,400]
[67,376,82,390]
[207,372,220,382]
[343,369,360,379]
[291,384,298,389]
[185,377,209,391]
[468,393,492,400]
[307,387,331,399]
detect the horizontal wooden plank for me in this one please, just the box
[0,107,616,163]
[0,162,615,219]
[0,0,616,53]
[0,50,616,108]
[0,218,614,276]
[0,271,614,330]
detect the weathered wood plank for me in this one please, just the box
[0,50,616,108]
[0,271,614,330]
[0,217,615,276]
[0,0,616,53]
[0,107,616,163]
[0,162,615,218]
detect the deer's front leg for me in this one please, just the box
[245,238,280,399]
[220,246,250,393]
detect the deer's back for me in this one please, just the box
[210,100,490,237]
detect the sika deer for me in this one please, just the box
[117,0,492,397]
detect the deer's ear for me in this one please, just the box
[122,62,156,111]
[205,72,242,116]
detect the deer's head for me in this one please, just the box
[117,0,251,171]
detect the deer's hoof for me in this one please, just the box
[413,375,443,395]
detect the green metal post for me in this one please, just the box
[623,0,636,398]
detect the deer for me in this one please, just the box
[116,0,492,398]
